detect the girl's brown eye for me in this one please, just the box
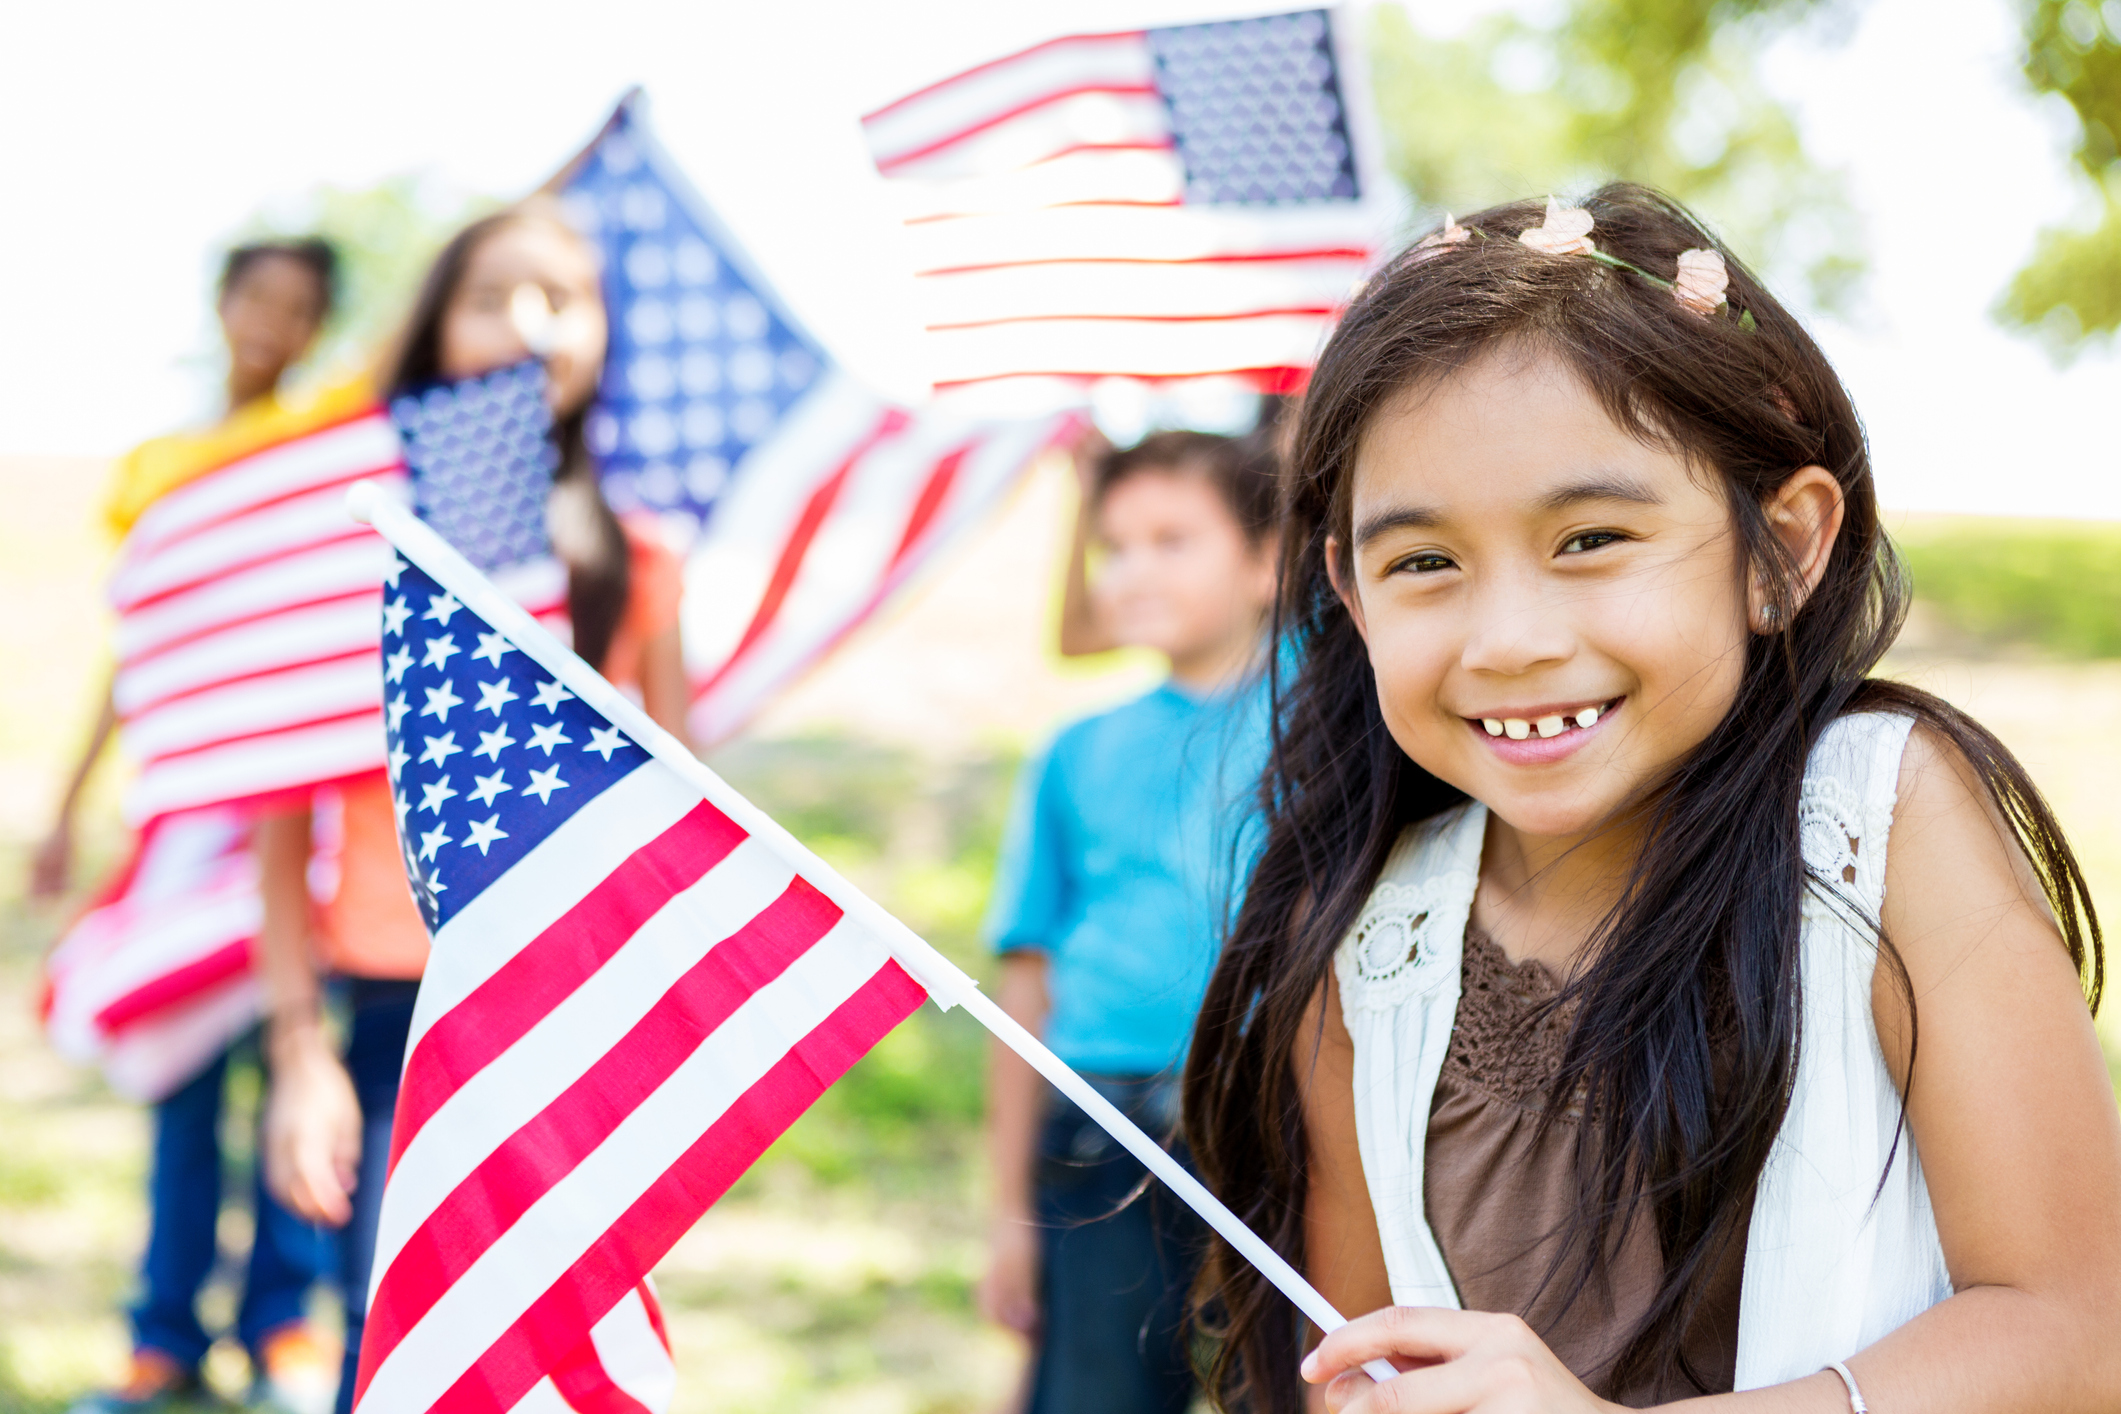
[1396,552,1453,574]
[1562,531,1622,554]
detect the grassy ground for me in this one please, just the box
[1,666,2115,1413]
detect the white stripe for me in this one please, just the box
[114,598,378,716]
[902,202,1379,273]
[678,371,888,676]
[920,253,1368,325]
[590,1288,675,1412]
[405,762,705,1055]
[115,538,393,662]
[123,417,401,556]
[862,31,1152,168]
[44,890,256,1048]
[505,1378,573,1414]
[113,486,381,609]
[124,716,386,825]
[122,658,382,762]
[927,310,1338,383]
[360,924,892,1412]
[877,90,1170,184]
[692,417,1059,743]
[888,146,1184,223]
[376,836,794,1278]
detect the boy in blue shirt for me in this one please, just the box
[980,428,1279,1414]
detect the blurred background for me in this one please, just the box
[3,0,2118,1409]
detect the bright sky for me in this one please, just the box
[5,0,2114,515]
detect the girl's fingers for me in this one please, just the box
[1325,1360,1488,1414]
[1301,1307,1486,1385]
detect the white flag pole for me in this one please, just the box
[345,480,1398,1385]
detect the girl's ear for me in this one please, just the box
[1323,535,1369,643]
[1749,465,1845,631]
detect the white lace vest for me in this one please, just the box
[1333,711,1952,1389]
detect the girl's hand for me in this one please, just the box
[263,1018,362,1227]
[1303,1307,1619,1414]
[977,1218,1043,1337]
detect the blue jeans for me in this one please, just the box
[334,979,418,1414]
[133,1037,332,1370]
[1028,1075,1202,1414]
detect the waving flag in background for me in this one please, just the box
[550,94,1083,746]
[42,363,569,1100]
[861,8,1390,394]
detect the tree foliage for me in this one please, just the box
[2000,0,2121,350]
[1367,0,1864,309]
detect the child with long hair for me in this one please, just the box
[1182,186,2119,1413]
[252,202,690,1413]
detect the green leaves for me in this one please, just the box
[2002,0,2121,348]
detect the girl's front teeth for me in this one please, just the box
[1481,703,1604,740]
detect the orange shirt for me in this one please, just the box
[316,520,686,980]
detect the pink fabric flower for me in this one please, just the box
[1415,214,1471,253]
[1517,198,1596,257]
[1673,248,1730,314]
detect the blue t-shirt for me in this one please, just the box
[984,678,1271,1075]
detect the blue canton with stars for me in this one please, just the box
[391,359,558,574]
[1147,9,1361,207]
[382,555,650,931]
[561,98,827,535]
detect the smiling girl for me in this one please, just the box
[1182,186,2119,1413]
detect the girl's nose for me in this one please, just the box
[1458,576,1577,677]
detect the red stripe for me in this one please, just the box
[384,801,748,1175]
[875,83,1161,175]
[381,963,926,1414]
[935,364,1314,394]
[123,456,401,568]
[861,28,1146,124]
[925,304,1339,332]
[637,1283,670,1355]
[914,246,1372,279]
[135,705,384,773]
[907,197,1184,225]
[91,937,251,1034]
[695,410,907,698]
[359,879,845,1377]
[120,645,382,722]
[119,583,382,671]
[886,444,972,573]
[115,522,380,615]
[120,405,394,555]
[548,1338,651,1414]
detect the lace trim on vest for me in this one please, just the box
[1797,774,1893,928]
[1339,871,1475,1012]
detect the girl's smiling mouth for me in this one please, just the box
[1464,697,1623,764]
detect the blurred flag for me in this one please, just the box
[46,364,570,1100]
[349,507,930,1413]
[861,8,1388,393]
[551,94,1081,746]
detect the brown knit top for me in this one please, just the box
[1422,927,1749,1406]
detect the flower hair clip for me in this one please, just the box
[1516,198,1757,330]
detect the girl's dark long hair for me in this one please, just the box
[381,206,631,670]
[1181,184,2103,1409]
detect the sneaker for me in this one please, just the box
[65,1350,204,1413]
[246,1325,339,1414]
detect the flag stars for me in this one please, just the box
[475,679,520,716]
[382,596,412,637]
[527,721,572,756]
[421,633,462,671]
[418,731,463,767]
[421,681,464,722]
[461,815,509,856]
[524,764,570,804]
[389,741,409,776]
[584,725,628,762]
[423,591,464,627]
[383,558,405,589]
[386,694,410,732]
[419,777,459,816]
[474,724,516,762]
[472,631,514,668]
[385,647,414,685]
[468,769,511,807]
[530,679,575,713]
[419,822,453,861]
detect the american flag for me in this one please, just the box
[861,8,1388,392]
[349,491,939,1412]
[44,366,570,1100]
[552,94,1082,745]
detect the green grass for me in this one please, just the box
[1897,518,2121,659]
